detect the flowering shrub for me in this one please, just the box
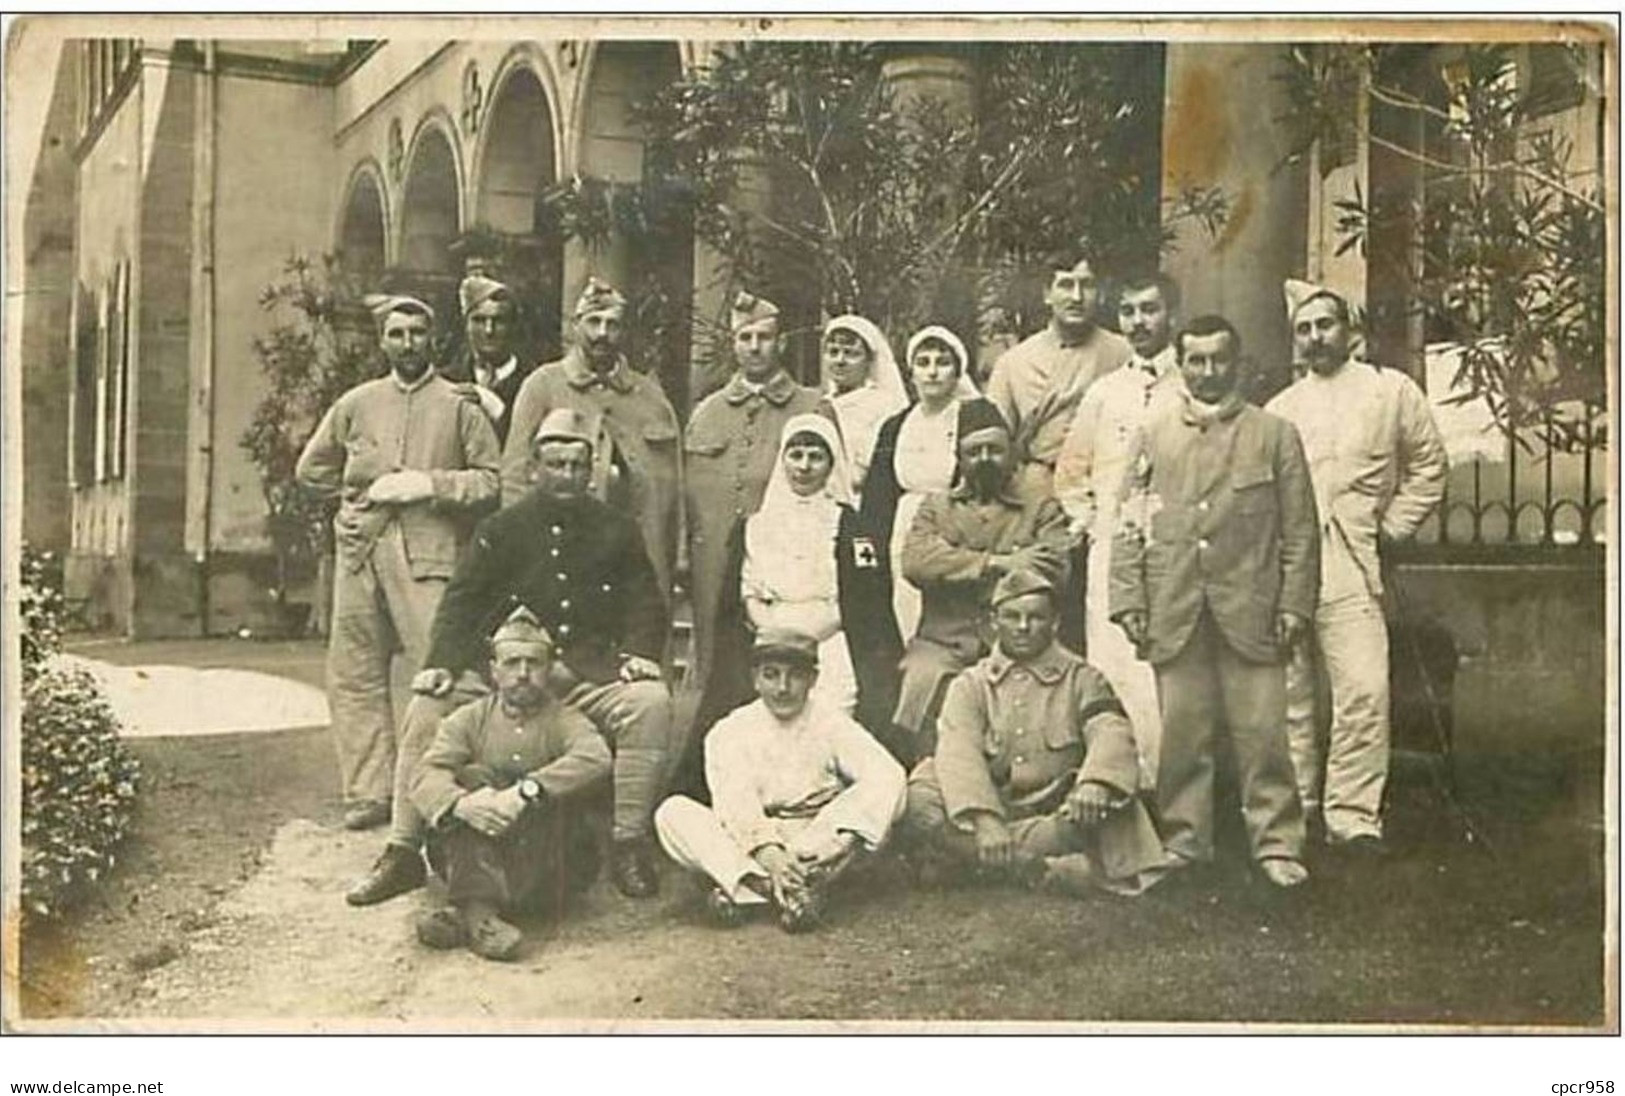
[19,543,140,920]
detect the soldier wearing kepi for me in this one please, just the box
[1267,280,1447,855]
[411,606,613,962]
[296,293,501,832]
[901,569,1170,897]
[343,406,673,907]
[453,273,533,446]
[1110,315,1320,890]
[502,278,683,605]
[680,291,822,723]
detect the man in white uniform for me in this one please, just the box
[1054,272,1183,788]
[1266,280,1448,854]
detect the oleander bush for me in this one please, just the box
[19,543,140,921]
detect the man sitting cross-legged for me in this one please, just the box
[410,607,612,962]
[654,629,906,933]
[901,569,1171,897]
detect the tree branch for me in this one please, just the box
[1366,133,1604,214]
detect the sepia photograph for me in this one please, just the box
[1,12,1615,1044]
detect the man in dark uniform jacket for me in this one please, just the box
[345,408,675,906]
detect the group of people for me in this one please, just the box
[295,248,1448,961]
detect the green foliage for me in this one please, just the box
[1279,42,1605,450]
[21,543,65,686]
[19,543,140,921]
[241,256,379,611]
[630,41,1225,374]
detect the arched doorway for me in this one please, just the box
[337,166,387,280]
[398,122,461,322]
[474,62,562,365]
[579,42,694,412]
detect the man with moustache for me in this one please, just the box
[343,407,673,905]
[985,249,1134,498]
[1054,272,1184,789]
[410,606,613,962]
[503,278,683,605]
[902,569,1170,896]
[681,291,822,721]
[1267,281,1447,855]
[453,273,532,446]
[1110,315,1319,889]
[296,294,502,832]
[894,399,1071,762]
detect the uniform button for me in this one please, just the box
[1015,755,1026,765]
[1198,538,1209,550]
[560,599,571,610]
[556,572,568,582]
[511,753,522,762]
[549,548,560,558]
[601,583,612,593]
[559,624,572,636]
[1198,500,1209,512]
[550,525,562,536]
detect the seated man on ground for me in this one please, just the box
[410,607,612,962]
[654,629,907,933]
[901,569,1170,897]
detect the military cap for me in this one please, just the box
[957,397,1010,440]
[574,276,628,319]
[364,293,436,326]
[730,290,781,333]
[533,407,599,452]
[750,628,819,669]
[459,274,511,316]
[990,567,1056,608]
[490,604,554,650]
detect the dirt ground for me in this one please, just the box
[17,715,1608,1028]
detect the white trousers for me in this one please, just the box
[1085,533,1162,790]
[654,796,852,904]
[890,492,927,644]
[1285,592,1391,841]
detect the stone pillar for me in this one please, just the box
[1161,43,1309,401]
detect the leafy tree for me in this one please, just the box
[1278,41,1605,451]
[241,256,379,624]
[629,41,1226,378]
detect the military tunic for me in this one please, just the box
[295,370,501,809]
[412,693,612,913]
[680,371,822,705]
[502,350,683,603]
[390,488,674,847]
[894,478,1071,742]
[903,640,1167,893]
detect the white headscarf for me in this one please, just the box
[905,325,981,401]
[823,315,908,407]
[757,412,857,515]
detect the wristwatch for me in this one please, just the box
[517,778,542,804]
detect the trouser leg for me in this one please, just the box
[387,672,490,849]
[327,555,395,806]
[653,796,770,904]
[1318,594,1391,841]
[373,525,449,752]
[1086,538,1162,789]
[426,804,573,916]
[1152,618,1222,864]
[1284,641,1324,824]
[568,679,673,842]
[1216,639,1305,863]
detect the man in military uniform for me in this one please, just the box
[894,399,1071,762]
[411,606,613,961]
[296,293,501,832]
[344,408,673,906]
[680,291,822,724]
[1111,315,1320,889]
[502,278,683,604]
[449,273,533,446]
[902,569,1169,896]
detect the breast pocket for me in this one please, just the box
[1231,465,1277,514]
[684,433,729,461]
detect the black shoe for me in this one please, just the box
[705,886,747,929]
[611,839,660,899]
[1332,833,1389,860]
[776,879,825,934]
[346,844,426,907]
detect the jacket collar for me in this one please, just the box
[562,348,634,393]
[390,365,437,393]
[985,640,1075,685]
[724,369,798,406]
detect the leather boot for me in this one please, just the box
[345,844,426,907]
[610,838,659,898]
